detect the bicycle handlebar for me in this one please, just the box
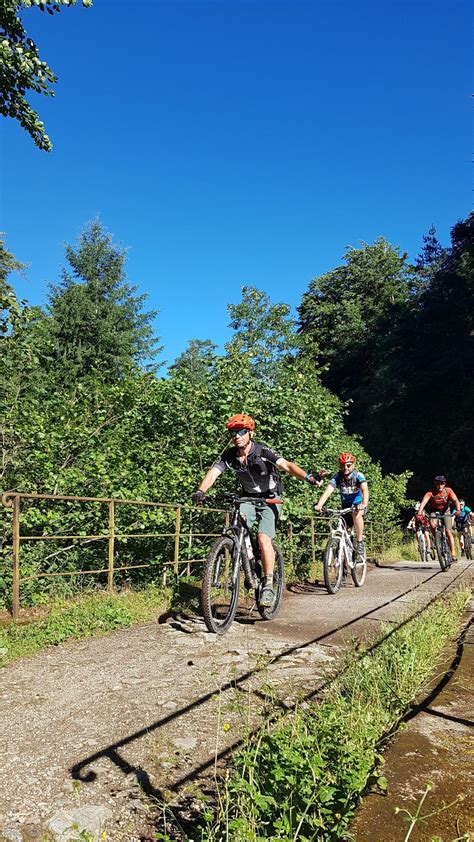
[200,493,283,507]
[315,506,354,516]
[224,493,283,505]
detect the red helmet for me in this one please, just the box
[339,452,356,465]
[226,413,256,431]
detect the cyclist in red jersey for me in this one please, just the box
[408,502,433,556]
[417,476,461,560]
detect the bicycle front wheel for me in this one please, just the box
[201,537,239,634]
[464,530,472,560]
[434,529,448,571]
[351,546,367,587]
[258,541,285,620]
[323,538,344,594]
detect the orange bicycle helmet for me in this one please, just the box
[338,452,356,465]
[226,413,256,431]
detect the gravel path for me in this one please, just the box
[0,559,472,841]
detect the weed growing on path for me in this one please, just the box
[394,781,468,842]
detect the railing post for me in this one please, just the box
[186,510,193,576]
[174,506,181,574]
[12,495,20,620]
[310,517,316,569]
[108,500,115,593]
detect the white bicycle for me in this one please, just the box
[317,507,367,594]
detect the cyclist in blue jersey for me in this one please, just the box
[452,500,473,556]
[314,452,369,559]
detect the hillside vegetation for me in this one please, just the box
[2,214,472,608]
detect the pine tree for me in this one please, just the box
[48,220,161,380]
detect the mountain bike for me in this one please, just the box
[415,525,433,563]
[457,524,472,560]
[316,507,367,594]
[200,493,285,634]
[429,511,452,571]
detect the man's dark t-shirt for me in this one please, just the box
[213,441,282,496]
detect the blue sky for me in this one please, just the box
[2,0,471,372]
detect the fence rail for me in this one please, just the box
[1,491,388,619]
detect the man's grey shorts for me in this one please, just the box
[428,511,453,530]
[240,500,282,539]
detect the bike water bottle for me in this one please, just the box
[244,534,254,560]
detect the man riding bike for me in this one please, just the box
[314,453,369,560]
[417,476,461,561]
[192,413,326,607]
[452,499,473,556]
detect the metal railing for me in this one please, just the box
[1,491,387,619]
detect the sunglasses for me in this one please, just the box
[230,428,250,438]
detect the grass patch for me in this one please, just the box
[0,585,171,666]
[199,587,470,841]
[379,538,418,563]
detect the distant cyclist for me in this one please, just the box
[452,500,473,556]
[191,413,326,607]
[314,452,369,560]
[417,476,461,560]
[408,502,433,557]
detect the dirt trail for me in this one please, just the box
[0,559,472,841]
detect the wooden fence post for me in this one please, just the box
[12,495,20,620]
[174,506,181,575]
[108,500,115,593]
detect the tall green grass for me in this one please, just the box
[0,585,170,666]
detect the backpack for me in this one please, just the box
[253,442,284,497]
[226,441,284,497]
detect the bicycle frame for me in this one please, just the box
[219,494,269,589]
[326,507,356,571]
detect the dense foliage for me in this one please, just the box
[299,214,474,502]
[0,223,411,609]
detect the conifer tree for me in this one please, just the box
[48,221,161,380]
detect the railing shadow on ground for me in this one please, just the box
[70,564,471,800]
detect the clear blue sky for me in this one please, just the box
[2,0,471,372]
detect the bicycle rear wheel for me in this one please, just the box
[351,546,367,587]
[323,538,344,594]
[257,541,285,620]
[417,531,428,563]
[464,529,472,560]
[201,537,239,634]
